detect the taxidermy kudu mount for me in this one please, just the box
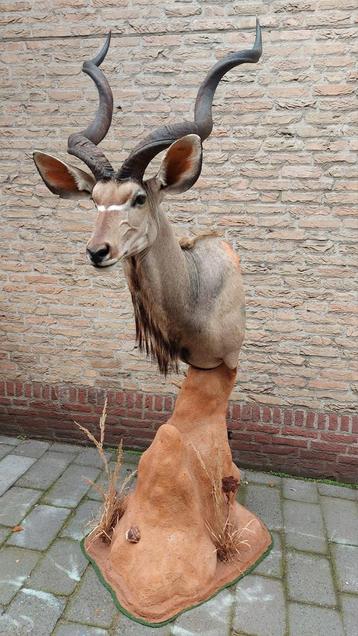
[33,22,272,625]
[34,20,262,375]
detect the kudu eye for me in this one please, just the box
[132,193,146,207]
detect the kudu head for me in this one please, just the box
[34,23,262,268]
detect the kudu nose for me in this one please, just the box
[86,243,111,266]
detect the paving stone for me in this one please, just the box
[288,602,344,636]
[172,588,233,636]
[283,477,318,503]
[286,551,336,606]
[114,612,172,634]
[245,470,281,486]
[55,624,109,635]
[12,440,50,458]
[0,588,65,636]
[341,594,358,636]
[65,567,116,628]
[0,435,20,446]
[26,538,88,595]
[50,442,83,454]
[0,527,9,547]
[321,497,358,546]
[123,450,141,468]
[74,447,113,468]
[42,464,101,508]
[318,483,357,500]
[237,480,247,505]
[0,455,36,497]
[7,504,70,550]
[0,486,42,527]
[61,500,102,541]
[87,474,106,501]
[123,451,140,465]
[331,544,358,593]
[0,445,13,460]
[0,546,40,604]
[16,451,74,490]
[253,531,282,578]
[283,500,327,553]
[233,575,286,636]
[245,484,283,530]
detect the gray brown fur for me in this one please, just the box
[125,256,182,375]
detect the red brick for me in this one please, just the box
[245,423,280,434]
[328,414,339,431]
[321,432,357,445]
[282,427,317,439]
[337,455,358,466]
[164,396,173,412]
[6,381,15,396]
[231,404,241,420]
[69,414,101,427]
[114,392,126,407]
[231,441,260,452]
[318,414,328,430]
[87,388,98,404]
[273,407,282,424]
[311,441,347,454]
[135,393,144,409]
[154,396,163,412]
[241,405,252,421]
[340,415,351,433]
[273,437,308,448]
[352,416,358,434]
[61,403,93,413]
[124,394,133,409]
[77,388,88,404]
[15,382,23,397]
[12,399,28,407]
[306,412,316,429]
[262,407,272,423]
[33,383,42,399]
[294,411,304,427]
[24,383,32,398]
[262,445,300,456]
[42,385,51,400]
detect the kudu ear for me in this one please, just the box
[156,134,202,194]
[33,152,96,199]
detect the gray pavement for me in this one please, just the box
[0,434,357,636]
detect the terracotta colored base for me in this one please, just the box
[85,365,272,625]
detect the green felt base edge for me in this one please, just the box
[80,529,273,628]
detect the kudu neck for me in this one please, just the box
[139,204,190,313]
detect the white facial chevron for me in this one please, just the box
[96,204,128,213]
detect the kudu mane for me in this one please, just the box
[126,257,181,375]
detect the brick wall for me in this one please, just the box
[1,1,357,480]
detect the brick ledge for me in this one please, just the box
[0,380,357,484]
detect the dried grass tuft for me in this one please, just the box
[207,517,257,563]
[192,444,255,563]
[75,399,136,545]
